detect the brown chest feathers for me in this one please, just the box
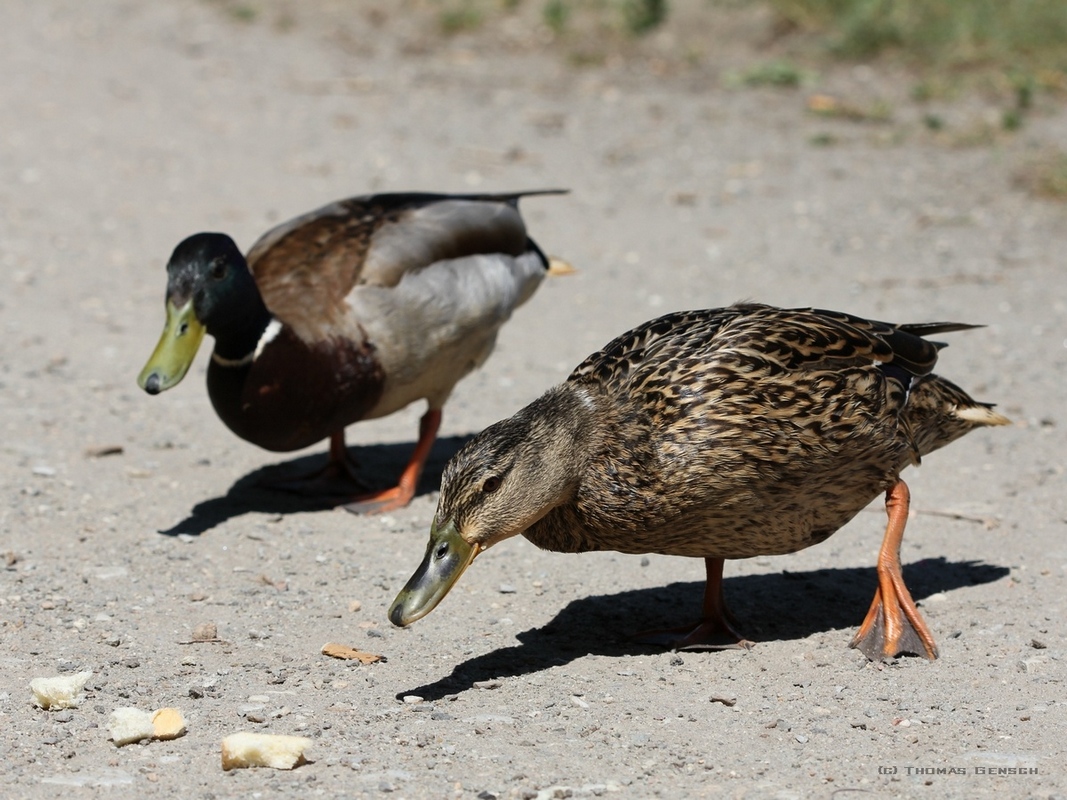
[206,325,384,452]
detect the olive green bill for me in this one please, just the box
[389,519,478,627]
[137,299,206,395]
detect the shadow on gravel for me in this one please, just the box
[155,434,471,536]
[399,558,1009,700]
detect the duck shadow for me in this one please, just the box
[399,558,1009,700]
[156,434,472,537]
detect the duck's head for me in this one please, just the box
[137,233,261,394]
[389,387,591,626]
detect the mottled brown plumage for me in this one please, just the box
[390,303,1010,659]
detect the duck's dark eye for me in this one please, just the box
[209,259,227,280]
[482,475,501,494]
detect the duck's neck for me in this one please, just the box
[209,293,274,364]
[521,378,663,554]
[514,382,602,532]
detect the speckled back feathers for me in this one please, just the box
[437,303,1009,561]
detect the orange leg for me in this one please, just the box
[633,557,754,650]
[344,409,442,515]
[326,430,363,482]
[850,480,939,660]
[261,430,367,496]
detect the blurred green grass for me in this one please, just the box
[213,0,1067,104]
[436,0,670,38]
[217,0,1067,86]
[769,0,1067,72]
[432,1,1067,85]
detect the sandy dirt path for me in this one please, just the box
[1,2,1065,798]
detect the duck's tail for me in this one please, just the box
[547,256,576,276]
[904,374,1011,461]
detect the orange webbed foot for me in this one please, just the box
[850,480,939,661]
[342,409,442,517]
[633,557,756,652]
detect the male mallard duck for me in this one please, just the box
[137,190,567,514]
[389,302,1010,659]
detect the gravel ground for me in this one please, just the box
[1,2,1065,798]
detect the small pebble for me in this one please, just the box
[498,584,516,594]
[1018,657,1045,674]
[190,623,218,641]
[794,734,808,743]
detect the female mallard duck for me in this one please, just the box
[389,302,1010,659]
[137,190,566,514]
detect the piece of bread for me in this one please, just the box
[220,732,312,770]
[109,707,156,745]
[29,670,93,710]
[152,707,187,740]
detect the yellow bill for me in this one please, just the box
[137,299,206,394]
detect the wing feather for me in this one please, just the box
[245,191,563,341]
